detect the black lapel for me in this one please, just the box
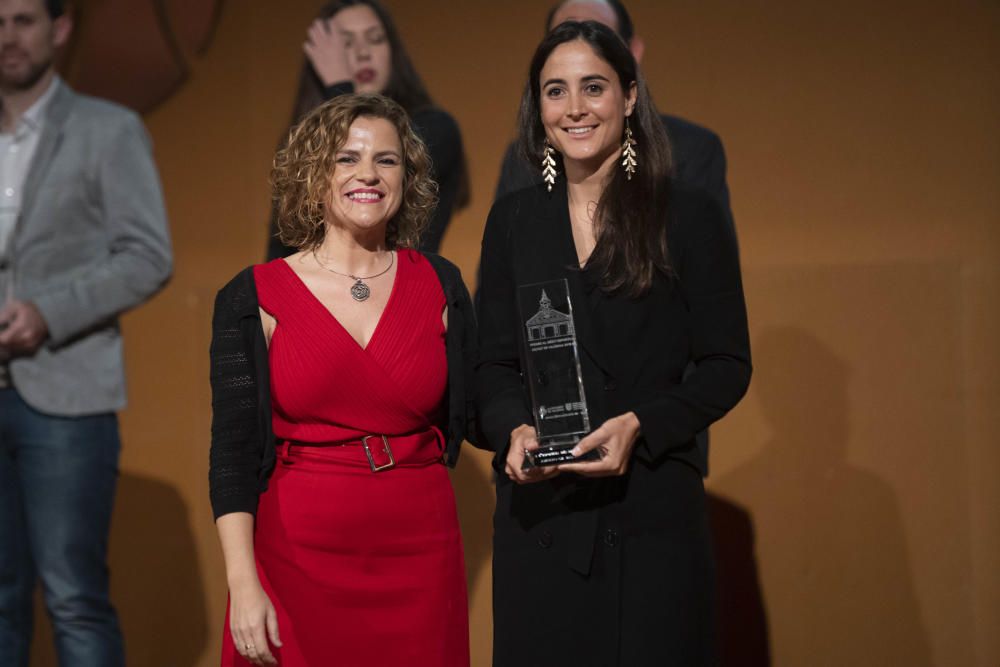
[541,180,619,379]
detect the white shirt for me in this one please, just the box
[0,76,61,259]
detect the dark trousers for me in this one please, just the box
[0,388,124,667]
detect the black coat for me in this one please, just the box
[493,114,734,474]
[475,179,751,665]
[208,253,477,520]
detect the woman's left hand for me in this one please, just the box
[558,412,641,478]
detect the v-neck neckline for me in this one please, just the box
[555,183,598,291]
[547,184,620,378]
[563,185,596,270]
[279,252,402,353]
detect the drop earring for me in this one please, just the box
[621,117,637,180]
[542,140,558,192]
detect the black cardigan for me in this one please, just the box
[208,253,477,520]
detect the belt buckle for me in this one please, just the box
[361,435,395,472]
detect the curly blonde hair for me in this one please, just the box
[271,94,438,250]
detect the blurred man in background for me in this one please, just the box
[0,1,172,664]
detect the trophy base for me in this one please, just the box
[522,442,601,470]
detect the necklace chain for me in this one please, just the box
[312,250,394,280]
[311,251,394,302]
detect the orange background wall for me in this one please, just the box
[30,1,999,665]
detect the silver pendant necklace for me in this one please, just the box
[312,250,394,302]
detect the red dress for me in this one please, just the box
[221,250,469,666]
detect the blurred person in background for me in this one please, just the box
[0,1,172,665]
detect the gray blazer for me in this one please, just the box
[5,82,172,416]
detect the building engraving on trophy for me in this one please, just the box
[525,290,575,351]
[524,289,585,420]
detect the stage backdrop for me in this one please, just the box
[30,1,998,665]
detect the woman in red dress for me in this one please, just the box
[208,94,475,666]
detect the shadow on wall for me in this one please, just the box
[709,492,771,666]
[714,327,931,665]
[31,473,209,667]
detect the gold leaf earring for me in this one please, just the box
[621,117,637,180]
[541,140,558,192]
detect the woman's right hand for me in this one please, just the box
[505,424,560,484]
[303,18,352,87]
[229,578,282,666]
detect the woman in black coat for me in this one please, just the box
[476,21,751,666]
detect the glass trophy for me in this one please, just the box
[517,279,598,468]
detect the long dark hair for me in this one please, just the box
[517,21,673,297]
[289,0,433,123]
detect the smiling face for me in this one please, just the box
[539,39,636,178]
[334,4,391,95]
[325,115,403,238]
[0,0,70,93]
